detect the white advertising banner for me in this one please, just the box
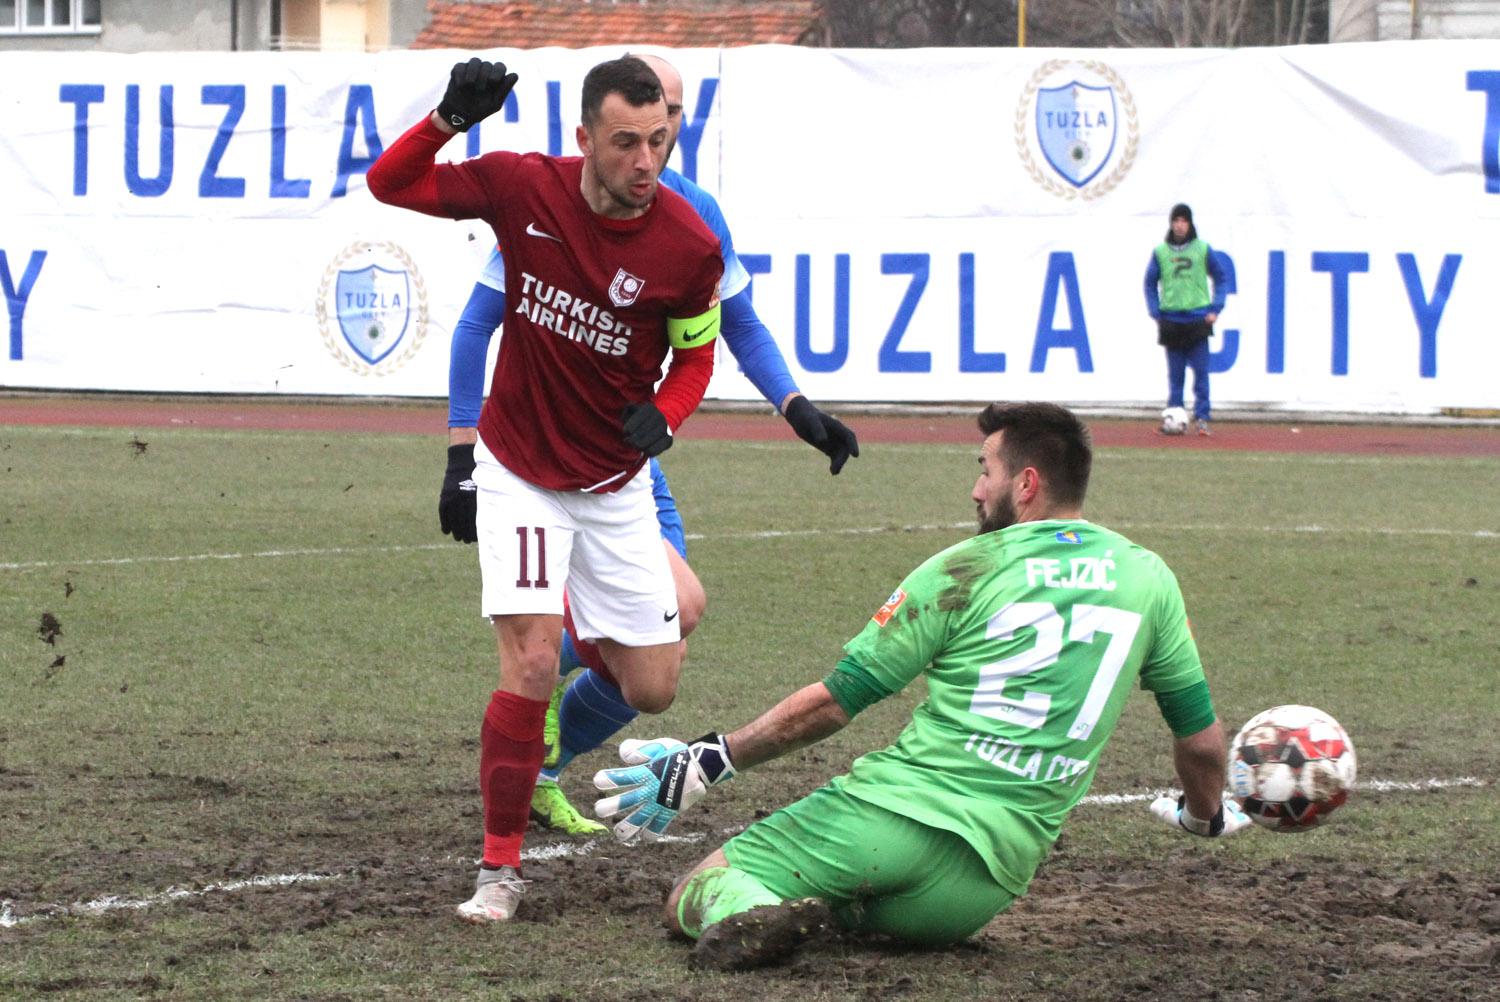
[0,41,1497,413]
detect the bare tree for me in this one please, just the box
[1326,0,1380,43]
[1240,0,1333,45]
[1043,0,1331,46]
[1088,0,1238,46]
[813,0,1020,47]
[808,0,1332,48]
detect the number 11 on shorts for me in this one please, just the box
[515,526,550,589]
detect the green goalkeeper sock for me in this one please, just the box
[676,866,782,940]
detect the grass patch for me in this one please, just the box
[1,421,1496,1000]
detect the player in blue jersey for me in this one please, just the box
[438,54,860,835]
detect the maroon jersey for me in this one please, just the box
[368,119,722,492]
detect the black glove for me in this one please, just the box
[439,443,478,543]
[436,57,518,132]
[782,395,860,475]
[621,402,673,457]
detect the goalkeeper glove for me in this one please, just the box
[782,396,860,475]
[1149,793,1252,837]
[436,57,518,132]
[621,402,673,457]
[439,443,478,543]
[593,733,735,843]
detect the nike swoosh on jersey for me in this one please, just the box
[681,323,712,343]
[663,610,679,622]
[526,222,562,242]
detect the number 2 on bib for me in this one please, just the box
[969,601,1142,741]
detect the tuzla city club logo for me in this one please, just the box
[316,241,429,375]
[1016,60,1139,201]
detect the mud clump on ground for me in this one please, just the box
[6,773,1497,1001]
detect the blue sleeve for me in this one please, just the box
[448,282,507,427]
[660,169,750,300]
[721,289,800,409]
[1143,254,1161,319]
[659,169,796,407]
[692,193,751,300]
[1206,246,1229,314]
[649,459,688,559]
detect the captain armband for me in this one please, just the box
[1153,679,1217,738]
[666,303,721,350]
[821,656,895,720]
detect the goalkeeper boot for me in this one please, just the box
[530,779,607,835]
[541,682,565,770]
[455,865,526,924]
[691,898,833,971]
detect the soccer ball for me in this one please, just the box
[1159,406,1189,436]
[1229,705,1356,832]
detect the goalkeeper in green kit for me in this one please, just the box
[593,402,1249,969]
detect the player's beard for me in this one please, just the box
[597,140,671,211]
[977,493,1017,535]
[602,171,656,212]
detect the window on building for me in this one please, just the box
[0,0,102,33]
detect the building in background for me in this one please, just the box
[0,0,429,52]
[1332,0,1500,41]
[413,0,817,48]
[0,0,817,52]
[2,1,1496,54]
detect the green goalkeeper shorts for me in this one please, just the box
[722,783,1016,945]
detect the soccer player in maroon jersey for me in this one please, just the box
[368,55,724,923]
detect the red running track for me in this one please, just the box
[1,395,1497,457]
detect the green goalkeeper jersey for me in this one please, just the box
[832,518,1205,896]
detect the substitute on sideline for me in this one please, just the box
[1144,203,1227,436]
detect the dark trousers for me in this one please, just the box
[1158,319,1212,421]
[1165,339,1211,421]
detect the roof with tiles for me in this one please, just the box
[412,0,822,50]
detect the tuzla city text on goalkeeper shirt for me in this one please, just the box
[836,519,1206,897]
[368,118,724,493]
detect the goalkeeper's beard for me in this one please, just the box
[977,493,1018,535]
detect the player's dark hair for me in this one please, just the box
[580,56,663,127]
[977,402,1092,507]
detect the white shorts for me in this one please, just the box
[473,437,679,648]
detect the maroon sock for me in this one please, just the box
[479,689,548,869]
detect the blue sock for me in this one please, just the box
[558,631,583,677]
[551,670,638,776]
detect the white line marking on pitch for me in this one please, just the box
[5,516,1497,572]
[685,522,974,542]
[0,872,339,929]
[1114,522,1499,541]
[690,522,1499,543]
[0,777,1485,930]
[1079,776,1486,806]
[0,526,974,571]
[0,542,451,572]
[729,441,1499,468]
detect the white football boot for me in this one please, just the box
[456,865,526,924]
